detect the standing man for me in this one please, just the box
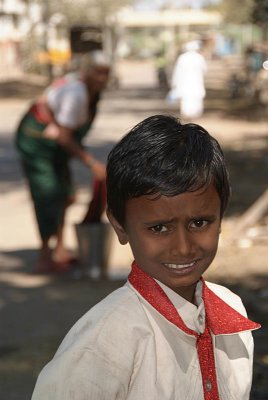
[168,40,207,119]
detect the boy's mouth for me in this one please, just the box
[163,261,197,270]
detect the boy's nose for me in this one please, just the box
[170,228,194,258]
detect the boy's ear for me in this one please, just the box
[106,209,129,245]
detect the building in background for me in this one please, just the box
[0,0,26,78]
[0,2,265,79]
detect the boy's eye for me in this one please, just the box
[149,224,168,233]
[190,219,209,229]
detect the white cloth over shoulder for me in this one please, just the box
[46,79,89,129]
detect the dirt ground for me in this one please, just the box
[0,59,268,399]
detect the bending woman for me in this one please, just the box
[15,51,110,273]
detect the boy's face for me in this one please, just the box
[108,183,221,303]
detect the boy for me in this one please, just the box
[32,115,260,400]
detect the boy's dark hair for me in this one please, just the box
[106,114,230,226]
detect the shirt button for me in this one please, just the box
[198,314,203,323]
[205,379,212,392]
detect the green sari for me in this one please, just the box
[15,110,92,240]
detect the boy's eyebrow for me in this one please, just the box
[143,218,176,226]
[143,214,218,226]
[190,214,218,221]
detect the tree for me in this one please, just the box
[20,0,132,75]
[211,0,254,25]
[28,0,132,26]
[251,0,268,35]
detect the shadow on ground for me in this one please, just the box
[214,275,268,400]
[0,136,116,194]
[0,79,47,100]
[1,79,266,121]
[223,136,268,216]
[205,87,268,122]
[0,248,126,400]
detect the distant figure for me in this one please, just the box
[155,51,168,90]
[245,45,265,80]
[168,40,207,119]
[15,51,110,273]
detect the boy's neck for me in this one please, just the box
[165,282,198,304]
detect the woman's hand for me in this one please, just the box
[56,127,106,180]
[43,123,61,139]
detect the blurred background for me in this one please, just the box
[0,0,268,399]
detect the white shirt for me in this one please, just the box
[31,263,260,400]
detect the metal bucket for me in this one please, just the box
[74,222,113,279]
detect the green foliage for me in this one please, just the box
[25,0,132,26]
[251,0,268,27]
[215,0,254,24]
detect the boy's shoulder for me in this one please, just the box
[55,283,151,357]
[73,283,146,329]
[86,283,144,321]
[33,284,154,392]
[205,280,247,317]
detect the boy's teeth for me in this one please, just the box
[164,262,195,269]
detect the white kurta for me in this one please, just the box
[31,263,260,400]
[170,50,207,119]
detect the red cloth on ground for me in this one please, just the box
[81,179,107,223]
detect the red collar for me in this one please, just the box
[128,262,261,336]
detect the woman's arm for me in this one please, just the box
[59,126,106,180]
[44,123,106,180]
